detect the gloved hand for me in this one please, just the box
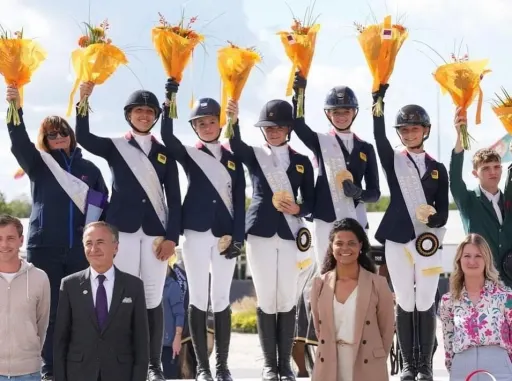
[372,83,389,103]
[165,78,179,96]
[342,180,363,199]
[222,241,243,259]
[293,71,307,96]
[426,213,445,228]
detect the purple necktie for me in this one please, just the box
[95,274,108,330]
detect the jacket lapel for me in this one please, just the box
[79,269,100,332]
[421,156,436,181]
[475,186,501,223]
[320,271,337,343]
[348,135,363,167]
[102,267,125,332]
[352,268,372,363]
[285,147,296,175]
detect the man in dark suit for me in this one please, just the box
[53,221,149,381]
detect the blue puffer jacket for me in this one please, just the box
[7,109,108,249]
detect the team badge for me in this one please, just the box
[431,170,439,179]
[227,160,236,170]
[296,164,304,173]
[359,152,367,162]
[157,153,167,164]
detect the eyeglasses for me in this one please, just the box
[46,128,70,140]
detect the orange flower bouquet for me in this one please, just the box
[0,27,47,125]
[217,42,261,138]
[433,52,490,150]
[355,15,408,116]
[152,12,204,119]
[492,87,512,135]
[67,20,128,117]
[277,8,320,118]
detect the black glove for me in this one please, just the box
[165,78,179,97]
[293,71,307,96]
[426,213,444,228]
[372,83,389,103]
[342,180,363,199]
[222,241,243,259]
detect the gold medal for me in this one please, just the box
[335,170,354,190]
[272,191,294,211]
[152,236,165,254]
[218,235,232,253]
[415,204,436,224]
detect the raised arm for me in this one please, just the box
[291,75,321,154]
[163,156,182,245]
[160,106,188,165]
[232,159,246,244]
[74,82,114,158]
[439,294,455,371]
[361,143,381,203]
[449,110,471,211]
[6,87,43,177]
[372,85,395,172]
[297,156,315,217]
[228,117,256,166]
[53,279,72,381]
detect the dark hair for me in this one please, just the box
[36,116,77,153]
[320,218,377,275]
[0,214,23,237]
[83,221,119,243]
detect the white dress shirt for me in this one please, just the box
[408,151,427,178]
[90,266,115,310]
[335,131,354,154]
[270,144,290,170]
[205,142,222,160]
[132,133,153,156]
[480,187,503,225]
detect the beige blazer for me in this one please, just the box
[310,267,395,381]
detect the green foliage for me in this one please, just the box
[365,195,458,212]
[231,296,258,333]
[0,192,31,218]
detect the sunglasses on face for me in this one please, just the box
[46,128,70,140]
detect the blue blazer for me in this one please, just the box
[163,275,185,347]
[373,112,449,244]
[293,117,381,224]
[75,112,182,243]
[160,108,246,244]
[229,122,314,240]
[8,109,108,249]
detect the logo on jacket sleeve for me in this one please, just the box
[359,152,367,162]
[296,164,304,173]
[157,153,167,164]
[431,169,439,179]
[227,160,236,170]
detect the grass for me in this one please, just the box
[231,296,257,333]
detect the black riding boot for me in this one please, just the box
[147,303,166,381]
[257,308,279,381]
[417,304,436,381]
[396,305,416,381]
[189,305,214,381]
[277,307,296,381]
[214,307,233,381]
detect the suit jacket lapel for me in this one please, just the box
[475,186,501,223]
[285,147,296,175]
[348,136,363,167]
[322,271,336,341]
[102,267,125,332]
[352,267,372,364]
[79,269,100,332]
[421,156,436,181]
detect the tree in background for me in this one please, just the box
[0,192,32,218]
[366,195,457,212]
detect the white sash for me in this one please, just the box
[317,133,358,221]
[185,146,234,217]
[393,151,446,271]
[253,145,305,238]
[111,138,168,229]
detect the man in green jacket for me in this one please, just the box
[450,109,512,286]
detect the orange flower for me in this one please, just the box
[78,36,89,48]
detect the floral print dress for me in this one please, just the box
[439,280,512,371]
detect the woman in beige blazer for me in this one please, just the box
[310,218,395,381]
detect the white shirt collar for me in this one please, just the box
[90,265,115,282]
[335,131,353,140]
[269,144,289,154]
[480,187,501,203]
[204,141,222,158]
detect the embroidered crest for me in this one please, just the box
[157,153,167,164]
[227,160,236,170]
[431,169,439,179]
[296,164,304,173]
[359,152,367,162]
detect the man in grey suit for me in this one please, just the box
[53,221,150,381]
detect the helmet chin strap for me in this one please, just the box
[325,109,359,132]
[125,111,159,135]
[259,127,291,147]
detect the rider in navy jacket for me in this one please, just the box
[75,82,181,381]
[6,86,107,381]
[161,79,245,381]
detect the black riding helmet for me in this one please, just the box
[189,98,222,143]
[124,90,162,134]
[324,86,359,131]
[255,99,294,147]
[394,104,432,149]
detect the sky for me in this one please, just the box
[1,0,511,202]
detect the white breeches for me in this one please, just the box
[313,219,333,268]
[246,234,299,314]
[385,240,441,312]
[182,229,236,313]
[115,227,168,309]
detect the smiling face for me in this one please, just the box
[38,116,74,153]
[263,126,289,146]
[83,225,118,273]
[192,116,221,142]
[128,106,157,133]
[0,223,23,265]
[326,108,356,130]
[331,230,362,266]
[397,124,429,148]
[459,243,486,278]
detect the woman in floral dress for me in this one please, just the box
[439,233,512,380]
